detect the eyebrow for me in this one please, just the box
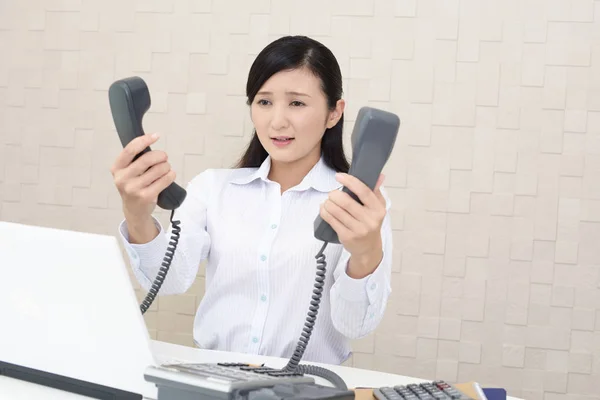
[256,90,311,97]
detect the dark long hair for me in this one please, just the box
[235,35,350,173]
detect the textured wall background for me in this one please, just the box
[1,0,600,399]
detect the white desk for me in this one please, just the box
[0,339,522,400]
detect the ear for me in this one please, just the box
[326,99,345,129]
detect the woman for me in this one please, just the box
[110,35,393,366]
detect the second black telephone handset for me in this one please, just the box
[108,76,400,391]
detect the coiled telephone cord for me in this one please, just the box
[139,209,181,315]
[282,241,348,390]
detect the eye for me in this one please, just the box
[290,101,305,107]
[256,99,271,106]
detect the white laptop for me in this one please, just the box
[0,220,160,399]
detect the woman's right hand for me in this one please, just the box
[110,133,176,225]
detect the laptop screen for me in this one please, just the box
[0,221,158,399]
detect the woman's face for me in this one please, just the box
[250,67,344,165]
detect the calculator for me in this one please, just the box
[373,381,474,400]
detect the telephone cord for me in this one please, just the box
[281,241,348,390]
[139,209,181,315]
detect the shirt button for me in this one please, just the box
[271,224,277,229]
[260,255,267,261]
[252,337,259,343]
[261,294,267,302]
[370,283,377,290]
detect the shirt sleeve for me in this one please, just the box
[118,169,214,295]
[329,186,393,339]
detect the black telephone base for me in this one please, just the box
[145,362,354,400]
[154,383,354,400]
[245,383,355,399]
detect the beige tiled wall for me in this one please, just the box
[1,0,600,399]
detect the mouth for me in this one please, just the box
[271,137,294,142]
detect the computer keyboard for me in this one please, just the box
[373,381,474,400]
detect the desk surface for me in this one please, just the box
[0,339,522,400]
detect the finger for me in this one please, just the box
[112,133,160,172]
[323,198,361,232]
[140,169,176,201]
[374,174,385,192]
[328,189,368,221]
[373,174,386,205]
[124,150,168,179]
[126,161,171,193]
[335,173,379,209]
[320,203,351,239]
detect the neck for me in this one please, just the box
[268,150,321,193]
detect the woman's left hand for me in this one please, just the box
[319,173,387,279]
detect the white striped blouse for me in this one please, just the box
[118,155,393,365]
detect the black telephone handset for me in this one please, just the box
[108,76,401,394]
[108,76,187,314]
[108,77,187,210]
[313,107,400,244]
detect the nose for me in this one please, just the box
[270,105,289,130]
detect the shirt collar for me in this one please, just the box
[229,155,342,193]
